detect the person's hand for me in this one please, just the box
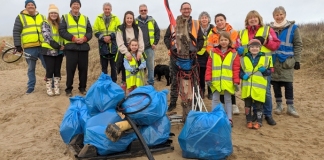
[151,44,156,50]
[136,52,142,61]
[237,46,244,56]
[76,38,84,44]
[258,66,266,73]
[294,62,300,70]
[131,68,139,74]
[104,36,111,43]
[234,84,239,92]
[242,74,249,80]
[60,45,64,50]
[126,52,132,61]
[15,46,23,53]
[206,81,212,87]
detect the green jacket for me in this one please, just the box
[270,21,303,82]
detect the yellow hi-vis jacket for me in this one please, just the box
[240,26,273,68]
[241,55,269,103]
[19,11,45,48]
[93,13,120,36]
[125,56,145,89]
[197,29,213,55]
[63,13,88,44]
[41,21,62,50]
[136,18,155,45]
[210,51,237,94]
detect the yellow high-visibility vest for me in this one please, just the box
[63,13,87,44]
[125,56,145,89]
[240,55,268,102]
[136,18,155,45]
[19,13,45,48]
[210,51,237,94]
[41,21,62,50]
[197,29,213,55]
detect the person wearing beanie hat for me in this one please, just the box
[59,0,92,97]
[48,4,59,14]
[12,0,46,94]
[70,0,81,7]
[248,39,261,48]
[25,0,36,8]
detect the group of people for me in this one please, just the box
[12,0,302,129]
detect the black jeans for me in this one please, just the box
[272,81,294,104]
[169,56,179,103]
[100,55,117,82]
[199,66,206,93]
[43,54,63,78]
[65,50,88,92]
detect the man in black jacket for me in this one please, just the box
[59,0,92,97]
[164,2,204,111]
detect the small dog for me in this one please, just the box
[154,64,171,86]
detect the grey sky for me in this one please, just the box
[0,0,322,36]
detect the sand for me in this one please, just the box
[1,67,324,160]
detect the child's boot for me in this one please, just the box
[46,78,54,96]
[253,111,263,129]
[287,104,299,118]
[53,77,61,95]
[274,102,283,115]
[232,104,240,115]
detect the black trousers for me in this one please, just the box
[65,50,88,92]
[100,55,117,82]
[199,66,206,93]
[272,81,294,104]
[43,54,63,78]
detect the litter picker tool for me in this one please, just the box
[1,41,37,63]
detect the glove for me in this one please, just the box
[131,68,139,74]
[234,84,239,92]
[16,46,23,53]
[258,66,266,73]
[294,62,300,70]
[206,81,212,87]
[237,46,244,56]
[242,74,249,80]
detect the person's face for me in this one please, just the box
[219,36,229,48]
[249,45,260,55]
[125,14,134,26]
[103,5,111,16]
[180,4,191,17]
[248,16,259,26]
[139,6,148,17]
[215,16,226,29]
[273,11,286,24]
[26,3,36,13]
[49,12,58,21]
[200,15,209,26]
[130,41,138,52]
[71,2,80,13]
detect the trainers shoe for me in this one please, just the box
[246,122,253,129]
[232,104,240,115]
[26,88,34,94]
[287,104,299,118]
[79,89,87,95]
[229,119,233,127]
[274,102,283,115]
[252,123,262,129]
[265,116,277,125]
[168,102,176,112]
[66,91,72,97]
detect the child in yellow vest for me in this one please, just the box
[240,39,271,129]
[205,32,240,127]
[123,39,146,93]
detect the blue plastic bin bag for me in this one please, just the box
[85,73,125,116]
[120,85,168,125]
[84,109,136,155]
[178,103,233,160]
[60,96,90,144]
[139,115,171,146]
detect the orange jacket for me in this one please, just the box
[206,23,238,53]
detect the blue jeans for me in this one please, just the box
[145,47,154,85]
[24,47,46,89]
[253,76,272,116]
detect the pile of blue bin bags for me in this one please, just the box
[59,73,170,155]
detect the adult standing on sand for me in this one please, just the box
[270,6,302,118]
[13,0,46,94]
[59,0,93,97]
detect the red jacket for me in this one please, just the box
[205,47,240,84]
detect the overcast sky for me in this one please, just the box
[0,0,322,36]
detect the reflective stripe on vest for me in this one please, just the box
[136,19,155,45]
[197,29,213,55]
[276,24,297,56]
[64,13,87,44]
[125,56,145,89]
[41,21,61,49]
[210,51,237,94]
[93,14,119,36]
[19,14,45,46]
[240,56,268,102]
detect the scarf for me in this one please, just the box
[273,19,288,28]
[200,24,210,36]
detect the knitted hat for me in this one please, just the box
[248,39,261,47]
[25,0,36,8]
[48,4,59,14]
[70,0,81,7]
